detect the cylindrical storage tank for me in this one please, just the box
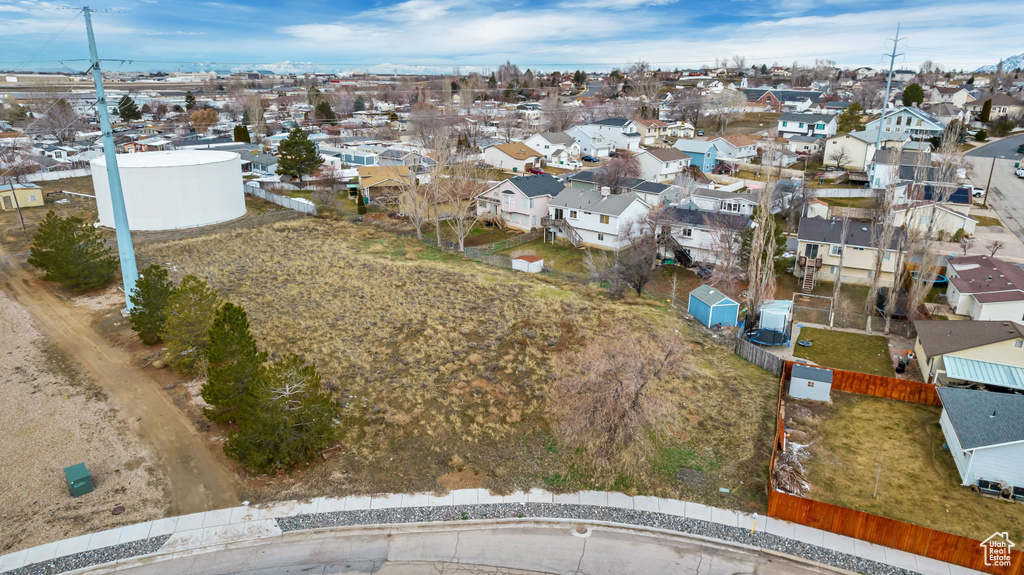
[91,150,246,231]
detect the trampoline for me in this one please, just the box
[875,287,912,319]
[910,270,948,287]
[746,328,791,346]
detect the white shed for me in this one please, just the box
[789,364,833,402]
[936,387,1024,489]
[512,255,544,273]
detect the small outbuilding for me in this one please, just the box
[512,255,544,273]
[789,364,833,401]
[0,183,44,211]
[688,285,739,328]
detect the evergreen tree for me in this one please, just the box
[185,91,196,110]
[275,127,323,187]
[357,192,367,215]
[225,354,340,473]
[975,129,988,141]
[117,95,142,121]
[835,102,865,133]
[241,108,250,124]
[760,64,768,75]
[980,98,992,122]
[202,303,267,423]
[129,264,173,345]
[233,124,251,143]
[313,101,336,124]
[28,212,118,293]
[488,74,498,89]
[354,96,366,112]
[573,70,585,85]
[307,86,322,105]
[901,83,924,106]
[161,275,220,376]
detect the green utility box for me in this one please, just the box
[64,463,94,498]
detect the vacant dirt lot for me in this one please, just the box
[0,288,167,554]
[137,218,780,511]
[787,392,1024,542]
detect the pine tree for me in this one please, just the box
[836,102,865,133]
[901,83,924,106]
[202,303,267,423]
[225,354,340,473]
[980,99,992,122]
[161,275,220,376]
[275,127,323,187]
[760,64,768,75]
[185,91,196,110]
[28,211,118,293]
[357,192,367,215]
[233,124,251,143]
[354,96,366,112]
[313,101,336,124]
[129,264,173,345]
[117,95,142,121]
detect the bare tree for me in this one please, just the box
[863,172,900,333]
[959,236,971,256]
[704,89,747,133]
[36,98,81,145]
[549,325,687,481]
[625,61,660,102]
[828,218,852,327]
[396,162,432,241]
[617,206,668,296]
[243,94,268,140]
[731,55,747,75]
[986,240,1006,257]
[595,154,641,194]
[431,146,486,251]
[541,94,580,132]
[745,140,782,311]
[0,138,35,230]
[703,213,744,297]
[311,164,346,211]
[668,88,703,126]
[498,110,522,143]
[826,145,852,169]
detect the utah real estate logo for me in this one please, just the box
[981,532,1015,568]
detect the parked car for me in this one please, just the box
[527,167,545,174]
[963,185,986,198]
[608,151,619,158]
[1016,165,1024,178]
[697,129,705,137]
[1017,144,1024,154]
[581,155,599,163]
[563,160,582,169]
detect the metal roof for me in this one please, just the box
[689,284,737,307]
[936,387,1024,450]
[943,355,1024,392]
[792,364,833,383]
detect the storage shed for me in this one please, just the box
[688,285,739,328]
[512,255,544,273]
[789,364,833,401]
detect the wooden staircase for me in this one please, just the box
[541,216,583,248]
[798,255,822,293]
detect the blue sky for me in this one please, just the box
[1,0,1022,73]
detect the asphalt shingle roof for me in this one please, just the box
[936,387,1024,449]
[913,320,1024,357]
[792,364,834,383]
[797,217,903,250]
[591,117,632,127]
[505,173,565,198]
[662,206,749,230]
[548,188,646,217]
[568,170,668,194]
[779,113,835,124]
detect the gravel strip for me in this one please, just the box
[4,535,171,575]
[277,503,921,575]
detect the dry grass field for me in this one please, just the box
[137,218,780,510]
[792,392,1024,541]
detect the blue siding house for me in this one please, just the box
[672,140,719,173]
[688,285,740,328]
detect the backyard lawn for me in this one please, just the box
[821,196,877,209]
[424,221,523,247]
[792,392,1024,542]
[495,238,590,273]
[792,327,894,376]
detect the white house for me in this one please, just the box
[926,86,975,108]
[483,142,543,172]
[545,188,651,250]
[659,205,750,265]
[945,255,1024,321]
[565,170,677,206]
[936,387,1024,489]
[635,147,691,184]
[476,174,564,231]
[566,125,614,157]
[709,134,758,162]
[823,129,909,171]
[685,188,758,216]
[864,106,945,141]
[568,117,643,154]
[777,113,837,139]
[784,135,823,156]
[891,201,976,237]
[523,132,581,167]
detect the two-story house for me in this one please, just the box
[635,147,691,184]
[319,145,379,167]
[483,142,543,172]
[544,187,651,250]
[914,319,1024,384]
[659,205,750,266]
[523,132,581,167]
[709,134,758,162]
[684,188,759,215]
[777,113,837,139]
[475,173,564,231]
[565,170,676,206]
[634,119,671,146]
[925,87,975,108]
[863,106,945,141]
[567,117,643,155]
[795,216,904,290]
[565,125,614,157]
[965,93,1024,118]
[672,139,719,173]
[823,129,909,171]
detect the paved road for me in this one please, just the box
[577,80,604,99]
[965,154,1024,242]
[965,132,1024,158]
[108,524,847,575]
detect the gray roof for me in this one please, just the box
[592,117,632,127]
[691,188,758,202]
[673,139,717,154]
[662,206,749,230]
[538,131,577,146]
[548,188,646,216]
[914,320,1024,357]
[506,173,565,198]
[779,113,835,124]
[568,170,668,194]
[689,284,737,307]
[792,364,834,383]
[835,129,910,144]
[797,217,903,250]
[937,387,1024,450]
[789,135,822,143]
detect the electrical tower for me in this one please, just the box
[874,24,906,153]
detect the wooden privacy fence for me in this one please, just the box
[735,337,784,376]
[770,360,1021,574]
[781,360,940,405]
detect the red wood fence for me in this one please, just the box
[771,361,1021,574]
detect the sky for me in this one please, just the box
[1,0,1022,74]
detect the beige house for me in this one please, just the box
[965,93,1024,119]
[913,320,1024,383]
[822,130,909,171]
[0,184,44,211]
[891,201,976,237]
[795,217,903,288]
[483,142,542,173]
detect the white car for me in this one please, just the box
[963,185,985,198]
[1016,166,1024,178]
[562,160,583,169]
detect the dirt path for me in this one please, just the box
[1,254,239,516]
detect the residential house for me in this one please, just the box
[936,386,1024,488]
[926,87,975,108]
[659,204,749,265]
[945,255,1024,321]
[924,102,972,126]
[710,134,758,162]
[672,139,719,173]
[795,217,904,288]
[565,170,676,206]
[914,319,1024,383]
[744,88,823,112]
[635,147,691,184]
[891,201,976,237]
[475,174,563,231]
[568,117,642,154]
[0,183,44,211]
[545,187,651,250]
[777,113,837,139]
[685,188,758,216]
[784,135,823,156]
[248,152,279,175]
[965,93,1024,119]
[483,142,542,173]
[823,129,909,171]
[634,119,672,146]
[523,132,581,167]
[356,165,415,200]
[863,106,945,141]
[378,147,436,171]
[319,145,379,167]
[123,136,172,153]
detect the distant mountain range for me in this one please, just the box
[168,61,485,76]
[973,53,1024,73]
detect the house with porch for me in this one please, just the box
[777,113,837,139]
[672,139,719,173]
[794,216,904,290]
[945,255,1024,321]
[658,204,750,265]
[544,188,651,250]
[483,142,542,173]
[635,147,691,183]
[475,173,564,232]
[863,106,945,141]
[709,134,758,162]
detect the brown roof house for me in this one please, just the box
[945,255,1024,321]
[635,147,691,183]
[913,319,1024,382]
[483,142,542,173]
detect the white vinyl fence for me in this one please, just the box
[244,182,317,215]
[21,167,92,182]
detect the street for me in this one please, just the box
[965,136,1024,243]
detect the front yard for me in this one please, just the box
[792,327,895,377]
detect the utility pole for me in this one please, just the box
[983,155,1002,209]
[874,24,905,154]
[83,6,138,311]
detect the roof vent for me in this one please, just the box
[862,227,868,232]
[990,411,996,418]
[1004,323,1010,326]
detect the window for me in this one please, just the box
[807,381,815,388]
[867,270,873,279]
[682,228,693,237]
[597,233,604,241]
[817,123,824,130]
[829,266,836,274]
[883,251,891,261]
[29,194,38,202]
[569,210,577,219]
[529,198,535,209]
[799,122,805,128]
[600,215,610,224]
[782,121,788,127]
[1016,340,1023,348]
[521,197,528,209]
[532,215,537,227]
[830,245,842,256]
